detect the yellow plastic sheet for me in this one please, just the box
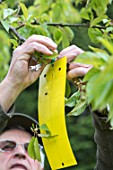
[38,57,77,170]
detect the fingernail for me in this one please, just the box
[49,51,53,55]
[53,49,58,54]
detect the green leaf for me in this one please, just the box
[19,2,28,19]
[88,28,103,43]
[28,137,35,159]
[52,2,63,22]
[3,8,17,19]
[40,124,50,132]
[28,137,41,161]
[1,19,10,32]
[75,51,107,68]
[0,29,10,80]
[89,45,107,54]
[34,137,41,162]
[38,133,50,138]
[34,0,53,14]
[80,7,93,20]
[86,0,91,7]
[67,100,87,116]
[53,28,62,44]
[64,27,74,41]
[65,80,71,98]
[10,39,18,49]
[60,27,74,49]
[40,124,51,136]
[86,57,113,110]
[65,91,80,107]
[39,123,58,138]
[106,26,113,33]
[98,37,113,54]
[83,68,100,82]
[91,0,110,16]
[95,81,113,109]
[62,30,70,48]
[89,46,109,62]
[91,15,107,27]
[34,51,58,61]
[8,16,19,24]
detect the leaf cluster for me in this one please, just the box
[28,123,57,161]
[74,38,113,126]
[0,0,81,49]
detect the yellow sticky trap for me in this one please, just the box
[38,57,77,169]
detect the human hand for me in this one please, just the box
[58,45,93,80]
[5,35,57,91]
[0,35,57,111]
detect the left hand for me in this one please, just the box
[58,45,93,80]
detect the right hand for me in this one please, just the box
[5,35,57,92]
[0,35,57,112]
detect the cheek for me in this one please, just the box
[28,157,42,170]
[0,153,11,168]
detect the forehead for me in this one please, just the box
[0,129,32,142]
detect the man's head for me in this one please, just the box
[0,113,44,170]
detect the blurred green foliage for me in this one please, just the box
[0,29,10,81]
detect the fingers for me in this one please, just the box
[67,63,93,79]
[13,35,57,62]
[58,44,93,79]
[69,62,93,69]
[58,45,84,62]
[19,42,54,56]
[23,35,57,51]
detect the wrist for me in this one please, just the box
[2,76,23,94]
[0,78,22,112]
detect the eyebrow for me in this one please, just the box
[0,139,30,143]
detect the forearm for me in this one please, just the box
[0,77,21,112]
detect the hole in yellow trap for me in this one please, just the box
[62,162,64,166]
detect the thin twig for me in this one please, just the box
[15,23,26,30]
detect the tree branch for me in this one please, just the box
[31,21,106,29]
[3,22,106,44]
[9,25,26,42]
[15,21,106,31]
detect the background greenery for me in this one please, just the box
[1,0,113,169]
